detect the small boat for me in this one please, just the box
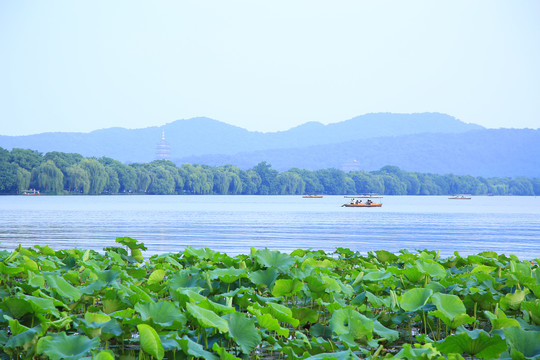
[21,189,40,195]
[342,198,382,207]
[303,194,323,198]
[449,195,471,200]
[342,202,382,207]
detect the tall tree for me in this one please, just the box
[79,158,108,194]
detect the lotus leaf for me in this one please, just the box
[224,312,262,354]
[256,313,289,337]
[266,302,300,327]
[186,302,229,333]
[254,248,296,273]
[503,327,540,359]
[135,301,187,328]
[430,293,475,328]
[363,270,392,282]
[417,260,447,280]
[178,335,219,359]
[208,268,246,283]
[212,343,242,359]
[148,269,166,285]
[36,332,99,360]
[22,295,61,318]
[400,288,433,312]
[137,324,164,360]
[436,328,506,359]
[484,309,520,330]
[93,350,115,360]
[248,267,278,288]
[330,307,374,346]
[115,236,147,250]
[4,324,44,354]
[44,273,81,301]
[500,289,529,311]
[373,319,399,343]
[292,307,319,325]
[272,278,303,297]
[522,300,540,325]
[303,349,362,360]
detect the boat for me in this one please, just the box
[449,195,471,200]
[303,194,323,198]
[21,189,40,195]
[342,198,382,207]
[343,202,382,207]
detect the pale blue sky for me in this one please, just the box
[1,1,539,136]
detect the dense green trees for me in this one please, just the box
[0,146,539,196]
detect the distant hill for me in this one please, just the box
[3,112,537,177]
[0,113,481,164]
[178,129,540,178]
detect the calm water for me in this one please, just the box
[0,195,539,259]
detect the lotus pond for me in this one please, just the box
[1,238,540,360]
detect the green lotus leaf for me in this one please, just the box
[168,270,205,290]
[266,302,300,327]
[207,268,246,283]
[212,343,241,360]
[137,324,164,360]
[79,280,107,295]
[500,289,529,311]
[93,350,115,360]
[22,295,61,318]
[4,325,44,351]
[186,302,229,333]
[503,327,540,359]
[373,319,399,343]
[224,312,262,354]
[522,300,540,325]
[148,269,166,285]
[430,293,474,329]
[22,255,39,271]
[436,328,506,359]
[395,343,441,359]
[303,349,362,360]
[129,283,154,303]
[363,270,392,282]
[366,291,391,309]
[471,265,496,275]
[401,265,426,283]
[36,332,99,360]
[44,273,81,301]
[254,248,296,273]
[256,313,289,337]
[115,236,147,250]
[178,335,218,360]
[135,301,187,328]
[271,278,303,297]
[374,250,399,263]
[399,288,433,312]
[95,269,121,285]
[417,260,447,280]
[248,267,278,288]
[330,307,374,346]
[3,297,33,318]
[292,307,319,325]
[34,244,56,256]
[484,310,520,330]
[4,315,29,336]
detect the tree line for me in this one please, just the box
[1,147,539,196]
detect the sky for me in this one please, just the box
[0,1,539,136]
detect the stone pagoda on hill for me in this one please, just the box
[155,129,170,160]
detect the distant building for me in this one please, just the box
[156,129,170,160]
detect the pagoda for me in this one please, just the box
[155,129,170,160]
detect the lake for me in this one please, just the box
[0,195,539,259]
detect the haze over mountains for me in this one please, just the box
[1,113,538,177]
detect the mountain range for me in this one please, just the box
[1,113,538,177]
